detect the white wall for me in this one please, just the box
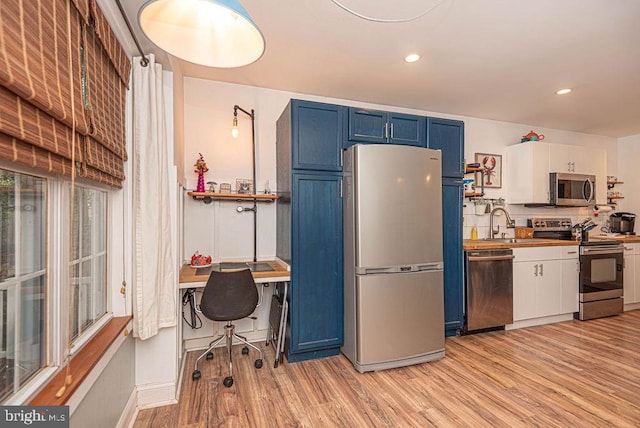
[617,134,640,215]
[182,78,619,254]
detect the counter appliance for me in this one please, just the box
[609,212,636,235]
[342,144,445,373]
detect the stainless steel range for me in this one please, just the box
[529,217,624,320]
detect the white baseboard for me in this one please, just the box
[136,381,178,409]
[624,303,640,311]
[117,388,138,428]
[506,313,574,330]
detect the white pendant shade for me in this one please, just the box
[138,0,265,68]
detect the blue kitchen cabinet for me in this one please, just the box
[276,100,344,362]
[428,117,465,336]
[288,173,343,360]
[442,177,464,336]
[345,107,425,147]
[426,117,465,178]
[290,100,343,172]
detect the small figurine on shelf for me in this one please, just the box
[194,153,209,192]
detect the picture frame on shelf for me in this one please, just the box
[474,153,502,189]
[219,183,232,193]
[236,178,254,194]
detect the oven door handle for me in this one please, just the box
[581,247,624,255]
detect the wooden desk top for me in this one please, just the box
[179,260,290,287]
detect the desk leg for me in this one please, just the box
[273,281,289,368]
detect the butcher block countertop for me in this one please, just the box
[463,238,579,250]
[590,234,640,243]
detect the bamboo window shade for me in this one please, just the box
[0,0,131,187]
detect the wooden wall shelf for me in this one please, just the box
[188,192,279,203]
[465,167,484,173]
[464,167,485,199]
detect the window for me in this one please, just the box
[71,187,107,341]
[0,168,110,403]
[0,170,47,402]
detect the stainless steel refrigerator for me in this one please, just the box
[342,144,445,373]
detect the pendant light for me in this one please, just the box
[138,0,265,68]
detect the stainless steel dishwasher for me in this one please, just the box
[465,249,514,332]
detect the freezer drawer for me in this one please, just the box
[355,270,444,368]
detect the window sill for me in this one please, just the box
[29,316,132,406]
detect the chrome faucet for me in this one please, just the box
[490,207,516,239]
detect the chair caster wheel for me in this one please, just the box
[192,370,201,381]
[242,346,249,355]
[206,352,214,360]
[223,376,234,387]
[255,359,263,369]
[274,360,279,368]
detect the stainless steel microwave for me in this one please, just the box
[550,172,596,207]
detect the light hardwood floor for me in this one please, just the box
[134,311,640,427]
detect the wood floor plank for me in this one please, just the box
[135,310,640,427]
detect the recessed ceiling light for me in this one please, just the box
[404,53,421,63]
[556,88,572,95]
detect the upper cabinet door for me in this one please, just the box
[426,117,465,178]
[388,113,425,147]
[346,108,425,147]
[347,108,387,144]
[292,100,343,172]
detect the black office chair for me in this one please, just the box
[192,269,263,387]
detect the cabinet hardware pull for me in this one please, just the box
[339,179,343,198]
[390,123,394,139]
[539,263,544,276]
[384,123,388,140]
[534,264,538,276]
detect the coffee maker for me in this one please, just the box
[609,212,636,235]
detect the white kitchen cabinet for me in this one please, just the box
[513,246,579,321]
[513,260,538,320]
[506,142,550,204]
[561,247,580,314]
[506,141,607,205]
[549,144,590,174]
[623,243,639,304]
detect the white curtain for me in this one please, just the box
[132,54,176,339]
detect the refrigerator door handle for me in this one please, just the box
[356,263,443,275]
[357,267,399,275]
[416,262,444,272]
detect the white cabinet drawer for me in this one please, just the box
[513,246,563,262]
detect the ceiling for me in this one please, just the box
[108,0,640,138]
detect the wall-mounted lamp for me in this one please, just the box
[231,114,239,139]
[138,0,265,68]
[233,105,258,262]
